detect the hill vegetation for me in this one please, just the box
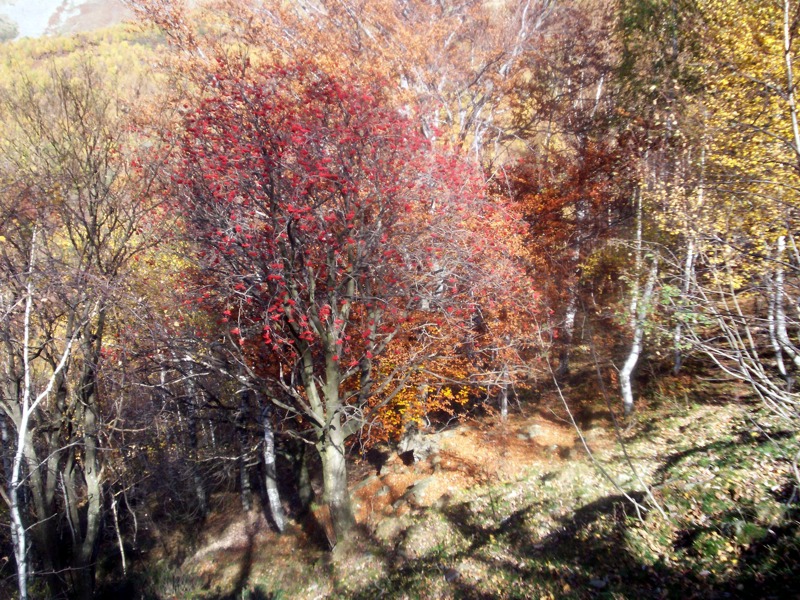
[0,1,799,598]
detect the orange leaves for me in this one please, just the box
[512,139,634,286]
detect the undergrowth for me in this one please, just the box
[104,375,800,600]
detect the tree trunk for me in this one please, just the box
[239,453,253,511]
[64,313,107,600]
[261,405,286,532]
[673,237,695,374]
[184,365,208,518]
[9,432,29,600]
[499,364,509,422]
[769,272,789,380]
[620,257,659,415]
[319,419,355,544]
[774,236,800,371]
[555,287,578,379]
[292,439,314,513]
[110,489,127,576]
[239,448,252,512]
[73,402,102,600]
[236,389,253,511]
[189,418,208,519]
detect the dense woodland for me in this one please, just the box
[1,1,800,598]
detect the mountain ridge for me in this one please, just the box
[0,0,132,41]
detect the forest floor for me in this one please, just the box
[108,369,800,600]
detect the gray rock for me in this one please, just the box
[527,424,545,440]
[398,424,440,463]
[392,496,408,510]
[583,427,604,441]
[351,474,379,492]
[409,476,435,502]
[616,473,633,486]
[434,493,452,509]
[546,444,560,455]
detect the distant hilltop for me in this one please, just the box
[0,0,133,41]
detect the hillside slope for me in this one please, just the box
[103,376,800,600]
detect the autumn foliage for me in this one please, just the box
[173,59,523,376]
[6,2,800,598]
[168,58,537,536]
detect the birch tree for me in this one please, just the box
[0,55,161,599]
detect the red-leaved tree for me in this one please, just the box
[171,61,534,541]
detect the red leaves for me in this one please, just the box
[172,59,538,417]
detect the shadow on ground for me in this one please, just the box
[340,487,800,600]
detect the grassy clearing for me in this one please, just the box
[117,374,800,599]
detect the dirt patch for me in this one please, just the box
[182,509,331,598]
[351,410,601,525]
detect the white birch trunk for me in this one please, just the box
[774,236,800,371]
[499,364,509,422]
[620,189,657,415]
[232,387,253,512]
[261,406,287,532]
[10,229,78,600]
[769,273,789,379]
[555,291,578,378]
[110,490,127,576]
[785,0,800,164]
[620,257,659,415]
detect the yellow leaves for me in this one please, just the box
[654,0,800,266]
[365,353,476,442]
